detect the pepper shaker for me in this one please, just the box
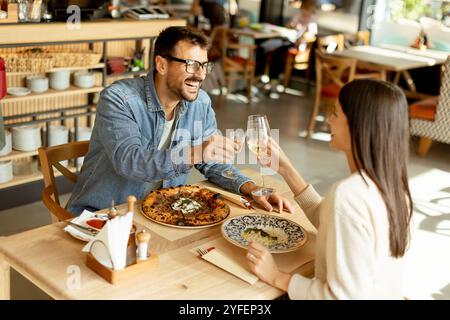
[108,199,118,219]
[136,229,151,261]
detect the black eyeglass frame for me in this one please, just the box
[162,55,214,74]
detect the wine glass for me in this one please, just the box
[221,129,246,180]
[246,114,275,197]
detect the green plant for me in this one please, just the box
[390,0,431,21]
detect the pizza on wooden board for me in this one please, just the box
[141,185,230,227]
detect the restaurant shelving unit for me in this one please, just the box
[0,18,186,209]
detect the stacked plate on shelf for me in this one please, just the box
[70,127,92,167]
[0,160,13,183]
[47,125,69,166]
[0,130,12,156]
[11,125,42,151]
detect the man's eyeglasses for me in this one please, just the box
[163,55,214,75]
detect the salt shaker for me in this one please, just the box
[136,229,151,261]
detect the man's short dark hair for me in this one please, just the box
[154,26,210,59]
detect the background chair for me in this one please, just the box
[306,49,356,138]
[38,140,89,222]
[209,26,257,104]
[317,33,345,54]
[283,35,316,92]
[410,57,450,156]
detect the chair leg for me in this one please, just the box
[283,55,294,88]
[247,75,253,105]
[305,67,311,96]
[418,137,433,157]
[306,92,321,139]
[226,77,233,96]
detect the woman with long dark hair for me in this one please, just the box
[246,79,413,299]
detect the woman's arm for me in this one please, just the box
[260,139,322,225]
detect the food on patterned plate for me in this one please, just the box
[242,226,288,246]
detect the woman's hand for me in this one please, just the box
[257,137,293,176]
[250,191,295,213]
[246,241,292,291]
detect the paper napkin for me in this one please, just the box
[82,211,133,270]
[64,209,96,241]
[196,247,258,285]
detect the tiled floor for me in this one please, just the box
[1,84,449,299]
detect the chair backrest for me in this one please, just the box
[356,30,370,46]
[207,26,228,62]
[315,49,356,91]
[318,33,345,53]
[293,36,317,67]
[211,27,256,73]
[435,56,450,122]
[38,140,89,221]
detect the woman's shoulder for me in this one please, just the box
[330,172,384,222]
[335,171,374,193]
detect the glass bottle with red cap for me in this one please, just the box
[0,58,6,100]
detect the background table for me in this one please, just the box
[333,45,448,99]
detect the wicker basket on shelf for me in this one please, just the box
[0,49,102,72]
[0,53,55,73]
[50,52,103,68]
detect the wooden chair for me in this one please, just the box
[283,35,316,91]
[306,49,356,138]
[38,141,89,222]
[210,26,257,104]
[409,56,450,156]
[317,33,345,53]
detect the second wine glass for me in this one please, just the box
[246,114,275,197]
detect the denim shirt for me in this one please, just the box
[67,75,252,215]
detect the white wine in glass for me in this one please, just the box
[247,114,275,197]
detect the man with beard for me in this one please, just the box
[68,27,293,215]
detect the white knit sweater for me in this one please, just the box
[289,172,405,300]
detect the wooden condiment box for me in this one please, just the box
[86,252,158,285]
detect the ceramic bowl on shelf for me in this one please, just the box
[26,75,49,93]
[11,125,42,151]
[49,70,70,90]
[7,87,31,97]
[70,127,92,142]
[0,160,13,184]
[74,72,96,88]
[69,127,92,167]
[46,125,69,147]
[0,130,12,156]
[44,125,69,167]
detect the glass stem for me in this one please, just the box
[261,170,265,188]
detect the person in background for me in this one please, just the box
[256,0,318,97]
[67,27,293,215]
[192,0,229,30]
[246,79,413,299]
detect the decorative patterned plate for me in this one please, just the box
[221,214,307,253]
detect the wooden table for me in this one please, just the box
[333,45,449,99]
[0,169,316,300]
[229,28,286,41]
